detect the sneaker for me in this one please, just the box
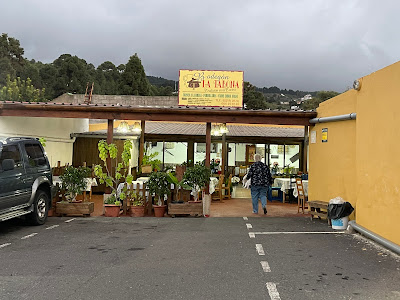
[263,207,267,215]
[253,211,258,214]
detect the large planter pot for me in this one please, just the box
[56,201,95,217]
[153,205,166,217]
[130,206,145,217]
[104,204,121,217]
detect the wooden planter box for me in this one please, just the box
[168,202,202,217]
[56,202,94,217]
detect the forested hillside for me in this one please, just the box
[0,33,339,109]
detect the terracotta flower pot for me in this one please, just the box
[153,205,166,217]
[130,206,145,217]
[104,204,121,217]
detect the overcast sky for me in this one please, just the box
[1,0,399,92]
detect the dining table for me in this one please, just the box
[273,178,309,203]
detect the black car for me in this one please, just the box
[0,137,55,225]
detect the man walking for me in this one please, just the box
[246,153,273,214]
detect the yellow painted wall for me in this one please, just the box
[355,62,400,245]
[309,61,400,245]
[309,91,358,217]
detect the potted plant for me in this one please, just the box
[147,171,171,217]
[55,166,95,216]
[181,162,212,202]
[94,139,134,217]
[129,192,145,217]
[141,149,161,173]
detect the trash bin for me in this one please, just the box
[328,197,354,230]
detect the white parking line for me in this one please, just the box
[256,244,265,256]
[21,233,38,240]
[0,243,11,249]
[250,231,346,235]
[266,282,281,300]
[243,217,248,220]
[260,261,271,272]
[46,225,59,230]
[246,223,253,229]
[65,218,76,223]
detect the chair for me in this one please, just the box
[221,174,232,200]
[239,166,247,179]
[211,174,224,201]
[296,178,307,213]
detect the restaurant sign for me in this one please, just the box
[178,70,243,107]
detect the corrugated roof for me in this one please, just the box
[77,122,304,138]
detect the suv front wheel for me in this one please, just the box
[27,190,49,225]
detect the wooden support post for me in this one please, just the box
[106,119,113,194]
[139,120,145,173]
[187,141,194,167]
[83,161,87,202]
[222,133,227,176]
[205,122,211,195]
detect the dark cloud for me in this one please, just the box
[1,0,399,91]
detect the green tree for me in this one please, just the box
[243,81,267,110]
[0,33,25,85]
[52,54,93,97]
[119,53,150,95]
[95,61,120,95]
[301,91,340,110]
[0,74,46,102]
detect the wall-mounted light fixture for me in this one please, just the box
[353,79,362,91]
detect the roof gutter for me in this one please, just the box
[310,113,356,124]
[349,221,400,255]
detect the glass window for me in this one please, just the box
[284,144,300,174]
[24,143,46,167]
[0,145,23,170]
[164,142,188,168]
[269,144,283,172]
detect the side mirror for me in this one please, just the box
[2,159,15,171]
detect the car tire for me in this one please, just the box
[27,190,49,225]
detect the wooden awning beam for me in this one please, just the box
[0,102,317,126]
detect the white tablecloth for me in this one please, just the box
[209,177,219,194]
[53,176,97,192]
[293,180,308,198]
[274,178,296,192]
[274,178,308,198]
[117,181,146,196]
[136,177,149,183]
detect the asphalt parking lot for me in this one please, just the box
[0,216,399,300]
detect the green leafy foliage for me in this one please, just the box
[38,137,46,147]
[182,163,212,192]
[0,75,46,102]
[94,139,133,204]
[141,150,161,171]
[147,171,171,206]
[60,166,91,201]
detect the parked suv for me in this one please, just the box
[0,137,55,225]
